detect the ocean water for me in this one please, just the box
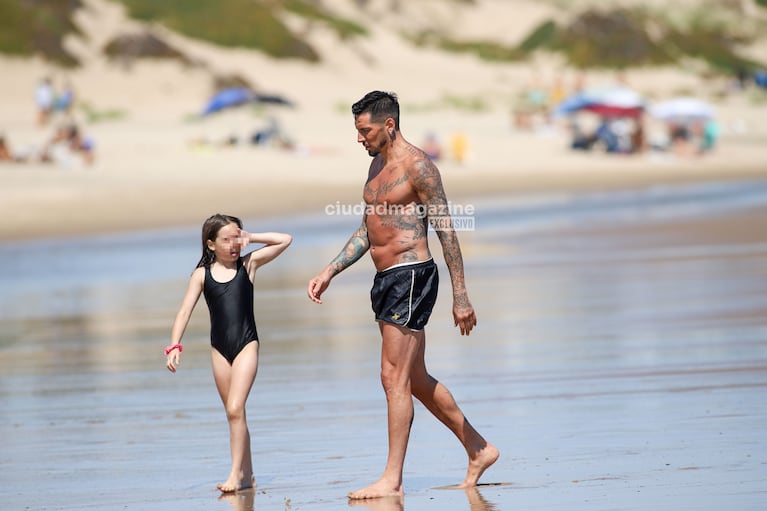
[1,179,766,510]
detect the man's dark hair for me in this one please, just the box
[352,91,400,130]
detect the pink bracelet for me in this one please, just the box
[164,344,183,355]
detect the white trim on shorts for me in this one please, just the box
[403,269,416,327]
[380,257,434,273]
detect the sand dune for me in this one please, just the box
[1,0,766,240]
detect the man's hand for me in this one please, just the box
[307,272,332,304]
[453,300,477,336]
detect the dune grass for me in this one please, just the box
[117,0,318,61]
[409,6,763,74]
[116,0,366,61]
[0,0,82,66]
[0,0,762,75]
[283,0,367,40]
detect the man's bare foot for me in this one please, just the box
[217,473,255,493]
[348,478,403,500]
[459,443,499,487]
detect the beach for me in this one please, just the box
[2,2,767,509]
[2,178,767,510]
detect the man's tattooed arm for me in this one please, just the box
[327,217,371,277]
[411,158,469,305]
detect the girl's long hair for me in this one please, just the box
[196,214,243,268]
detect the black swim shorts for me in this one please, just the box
[370,259,439,331]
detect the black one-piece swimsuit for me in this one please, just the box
[203,259,259,364]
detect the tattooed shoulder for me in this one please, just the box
[411,157,445,200]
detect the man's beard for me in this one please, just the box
[367,137,385,157]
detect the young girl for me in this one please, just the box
[166,214,292,493]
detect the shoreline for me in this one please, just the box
[2,157,766,242]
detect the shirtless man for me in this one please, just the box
[307,91,498,499]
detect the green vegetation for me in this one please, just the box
[548,9,675,68]
[665,24,759,73]
[1,0,762,74]
[747,87,767,105]
[117,0,317,61]
[551,8,763,72]
[440,94,489,112]
[402,95,490,113]
[103,31,191,64]
[283,0,367,40]
[435,37,522,62]
[78,101,128,124]
[518,20,557,53]
[116,0,367,61]
[0,0,82,66]
[407,31,524,62]
[0,0,367,64]
[410,7,763,74]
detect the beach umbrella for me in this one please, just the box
[584,87,645,117]
[201,87,255,116]
[200,88,294,116]
[550,92,593,117]
[649,97,715,121]
[755,71,767,89]
[552,86,645,118]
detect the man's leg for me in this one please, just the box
[410,332,499,487]
[348,322,422,499]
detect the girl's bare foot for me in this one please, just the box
[460,443,499,487]
[348,477,403,500]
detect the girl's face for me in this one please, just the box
[207,222,242,263]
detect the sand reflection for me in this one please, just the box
[348,495,404,511]
[464,487,500,511]
[346,488,500,511]
[219,488,255,511]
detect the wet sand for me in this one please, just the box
[1,180,767,510]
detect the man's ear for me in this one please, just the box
[385,117,396,132]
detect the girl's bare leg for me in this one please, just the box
[212,341,259,492]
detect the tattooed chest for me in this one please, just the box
[364,172,415,205]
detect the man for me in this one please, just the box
[307,91,498,499]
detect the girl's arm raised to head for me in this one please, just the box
[242,231,292,272]
[167,267,204,373]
